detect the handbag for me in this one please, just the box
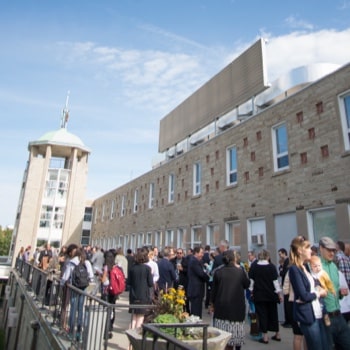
[249,312,260,336]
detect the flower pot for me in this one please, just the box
[126,326,231,350]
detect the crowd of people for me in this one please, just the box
[17,236,350,350]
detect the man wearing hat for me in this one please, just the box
[319,236,350,350]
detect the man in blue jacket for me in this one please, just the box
[187,246,209,317]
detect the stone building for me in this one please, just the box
[10,105,90,263]
[91,40,350,262]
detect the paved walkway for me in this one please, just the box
[110,292,295,350]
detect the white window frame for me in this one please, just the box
[125,235,129,252]
[225,221,241,250]
[154,231,162,251]
[146,232,152,246]
[121,195,126,217]
[133,189,139,213]
[193,162,201,196]
[338,90,350,151]
[207,224,220,249]
[247,217,266,250]
[177,228,186,249]
[226,146,237,186]
[168,174,175,203]
[191,226,203,248]
[149,182,155,209]
[307,207,337,245]
[130,233,136,252]
[272,122,289,172]
[138,232,145,248]
[118,235,124,250]
[110,199,115,220]
[165,229,174,247]
[94,207,98,223]
[101,203,105,222]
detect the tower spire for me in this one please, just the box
[61,91,70,129]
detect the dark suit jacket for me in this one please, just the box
[187,256,209,299]
[289,265,317,325]
[157,258,176,291]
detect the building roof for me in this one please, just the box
[29,127,90,153]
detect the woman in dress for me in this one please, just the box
[248,249,283,344]
[210,250,250,350]
[288,235,330,350]
[128,247,153,329]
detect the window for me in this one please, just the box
[118,236,124,251]
[193,162,201,195]
[45,169,70,199]
[165,230,174,246]
[138,233,144,247]
[272,123,289,171]
[177,228,186,249]
[168,174,175,203]
[154,231,162,251]
[225,221,241,249]
[149,182,155,209]
[110,199,115,220]
[101,203,105,222]
[133,189,139,213]
[130,234,136,251]
[339,92,350,151]
[191,226,203,247]
[248,218,266,249]
[39,205,53,228]
[84,207,92,222]
[207,224,220,248]
[226,146,237,185]
[94,207,98,223]
[121,195,126,217]
[308,208,337,244]
[146,232,152,246]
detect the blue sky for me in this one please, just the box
[1,0,350,226]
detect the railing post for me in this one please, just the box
[30,320,40,350]
[13,293,25,350]
[202,325,208,350]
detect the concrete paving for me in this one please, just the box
[110,291,295,350]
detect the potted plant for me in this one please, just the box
[126,287,231,350]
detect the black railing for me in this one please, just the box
[12,258,114,350]
[10,258,210,350]
[142,322,209,350]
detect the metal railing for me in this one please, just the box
[12,258,114,349]
[141,322,209,350]
[10,258,210,350]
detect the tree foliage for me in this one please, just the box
[0,226,12,256]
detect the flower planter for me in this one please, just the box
[126,326,231,350]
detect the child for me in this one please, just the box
[309,255,336,326]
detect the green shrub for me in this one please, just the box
[153,313,182,337]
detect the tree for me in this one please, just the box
[0,226,12,256]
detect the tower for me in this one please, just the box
[10,98,90,264]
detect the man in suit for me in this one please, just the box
[212,240,229,271]
[157,247,176,292]
[187,246,209,317]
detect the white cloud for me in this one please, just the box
[285,15,314,31]
[138,23,208,50]
[265,29,350,81]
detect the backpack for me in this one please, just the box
[72,262,89,289]
[108,265,125,296]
